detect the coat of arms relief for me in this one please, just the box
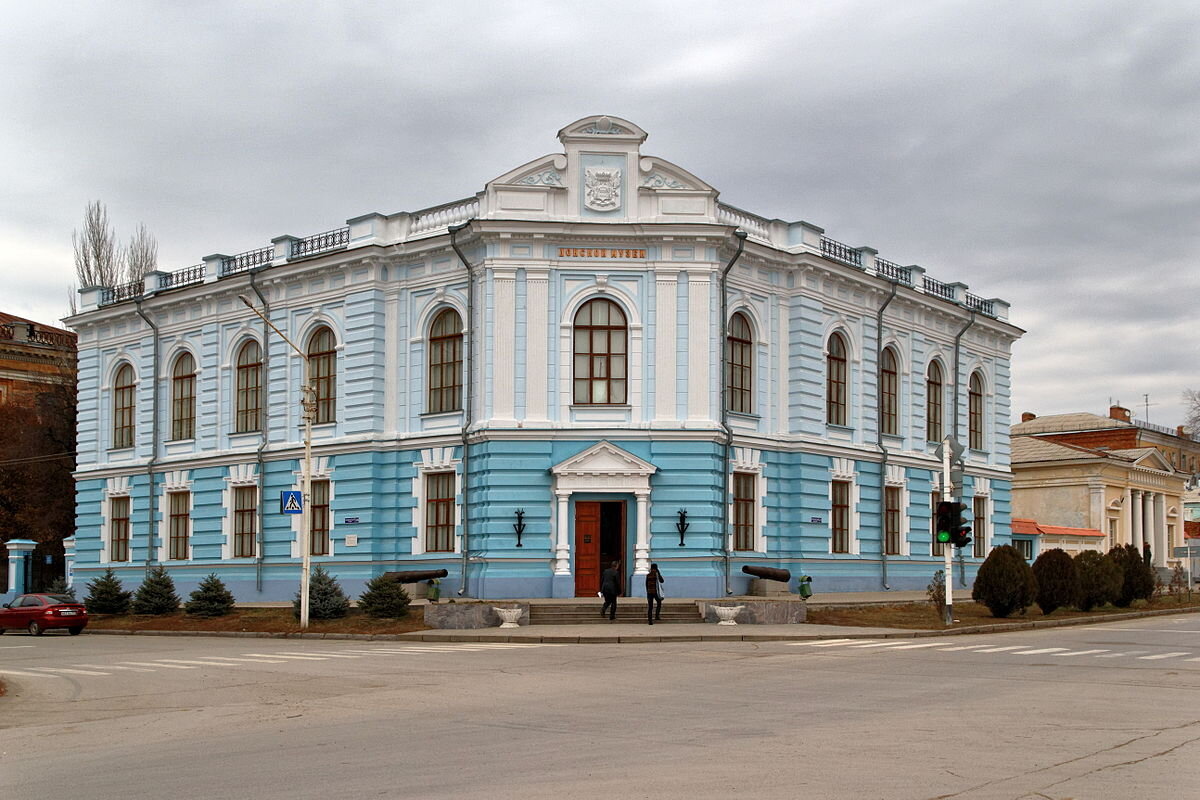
[584,166,621,212]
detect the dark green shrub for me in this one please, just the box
[185,573,236,617]
[1074,550,1121,611]
[971,544,1036,618]
[1108,545,1155,607]
[357,574,411,619]
[45,577,76,600]
[131,566,181,615]
[294,565,350,620]
[1032,548,1077,615]
[84,568,132,614]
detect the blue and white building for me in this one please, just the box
[67,115,1024,600]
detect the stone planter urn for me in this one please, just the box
[493,607,523,628]
[713,605,744,625]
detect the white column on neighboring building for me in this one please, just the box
[633,490,650,575]
[1130,489,1142,547]
[1087,482,1105,531]
[1154,492,1167,566]
[1142,490,1154,551]
[492,268,516,423]
[1121,487,1132,545]
[525,269,550,423]
[554,490,571,575]
[654,270,678,423]
[686,272,711,421]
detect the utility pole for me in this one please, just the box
[239,295,314,629]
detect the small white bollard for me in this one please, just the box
[494,607,523,628]
[713,605,744,625]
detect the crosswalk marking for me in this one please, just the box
[786,639,855,647]
[194,656,288,664]
[73,663,155,672]
[241,652,329,661]
[850,641,907,648]
[1096,651,1147,658]
[0,669,59,678]
[27,666,110,676]
[974,646,1027,653]
[887,642,951,650]
[120,661,195,669]
[1051,650,1109,657]
[1138,652,1191,660]
[938,645,992,651]
[1008,648,1069,655]
[809,640,878,648]
[155,659,247,667]
[274,651,362,659]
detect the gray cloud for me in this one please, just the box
[2,0,1196,426]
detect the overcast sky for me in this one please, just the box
[2,1,1196,428]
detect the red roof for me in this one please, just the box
[1186,520,1200,540]
[1011,518,1104,537]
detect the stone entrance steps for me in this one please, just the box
[527,600,702,625]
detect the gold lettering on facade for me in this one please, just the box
[557,247,647,259]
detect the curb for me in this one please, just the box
[80,604,1200,643]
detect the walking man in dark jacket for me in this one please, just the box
[645,563,664,625]
[600,561,621,620]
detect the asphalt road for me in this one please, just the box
[2,615,1199,800]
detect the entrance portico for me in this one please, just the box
[549,442,657,598]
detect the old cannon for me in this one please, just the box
[741,565,792,583]
[383,569,449,584]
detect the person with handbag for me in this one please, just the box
[646,563,664,624]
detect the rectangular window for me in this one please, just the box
[233,486,256,558]
[972,496,987,558]
[831,480,851,553]
[732,472,756,551]
[168,491,190,560]
[310,480,330,556]
[884,486,902,555]
[425,472,455,553]
[931,490,944,556]
[1014,538,1033,560]
[1108,518,1118,548]
[110,496,130,562]
[171,373,196,440]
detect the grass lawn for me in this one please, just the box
[86,607,429,635]
[806,594,1200,630]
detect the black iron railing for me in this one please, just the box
[820,237,862,268]
[160,264,205,289]
[875,257,912,284]
[100,280,145,306]
[292,227,349,259]
[922,276,955,300]
[220,247,274,276]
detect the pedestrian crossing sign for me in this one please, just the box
[280,491,303,514]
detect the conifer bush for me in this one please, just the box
[131,566,181,615]
[1108,544,1155,607]
[357,574,411,619]
[84,568,132,614]
[1073,550,1121,611]
[185,573,237,617]
[971,544,1036,618]
[45,577,76,599]
[1031,548,1077,615]
[294,565,350,620]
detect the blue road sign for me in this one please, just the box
[280,491,303,514]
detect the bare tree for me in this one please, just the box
[126,222,158,281]
[71,200,124,288]
[1183,389,1200,436]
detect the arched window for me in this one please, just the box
[573,299,627,405]
[112,363,135,449]
[880,346,899,436]
[428,309,463,413]
[727,312,753,414]
[235,340,262,433]
[826,332,848,426]
[307,326,337,424]
[926,361,944,443]
[969,371,985,450]
[170,352,196,440]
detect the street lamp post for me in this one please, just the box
[239,295,314,629]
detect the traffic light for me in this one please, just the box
[936,501,972,548]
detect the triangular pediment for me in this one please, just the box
[490,153,568,187]
[636,156,713,193]
[551,441,657,477]
[1132,449,1173,471]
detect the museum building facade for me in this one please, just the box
[67,115,1023,600]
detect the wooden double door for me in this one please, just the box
[573,500,626,597]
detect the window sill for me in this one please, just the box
[728,411,761,421]
[826,423,854,433]
[421,410,464,419]
[570,404,632,410]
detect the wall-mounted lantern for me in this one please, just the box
[513,509,526,548]
[676,509,689,546]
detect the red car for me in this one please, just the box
[0,593,89,635]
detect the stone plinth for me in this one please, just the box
[700,599,808,624]
[749,578,791,597]
[424,602,531,629]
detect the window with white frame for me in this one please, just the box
[308,326,337,424]
[425,472,456,552]
[310,479,330,556]
[573,298,627,405]
[972,495,988,558]
[732,472,756,551]
[926,361,943,443]
[170,351,196,440]
[885,486,902,555]
[969,371,985,450]
[168,491,190,560]
[235,340,262,433]
[233,485,257,558]
[727,312,753,414]
[110,495,131,562]
[112,362,136,449]
[826,332,848,426]
[1014,538,1033,560]
[880,346,899,436]
[428,308,463,413]
[831,480,851,553]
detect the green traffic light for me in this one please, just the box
[937,531,950,543]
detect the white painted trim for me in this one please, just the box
[829,458,860,555]
[411,447,462,555]
[654,271,677,423]
[101,476,132,565]
[728,447,767,553]
[158,470,194,562]
[221,464,258,560]
[525,270,550,422]
[493,270,516,421]
[687,273,711,421]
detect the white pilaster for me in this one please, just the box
[1154,492,1167,566]
[554,491,571,574]
[1131,489,1142,546]
[654,271,678,422]
[493,269,516,423]
[1122,487,1132,545]
[525,269,550,422]
[634,490,650,574]
[1142,490,1154,549]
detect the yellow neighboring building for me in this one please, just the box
[1010,434,1186,568]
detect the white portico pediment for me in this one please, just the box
[550,441,657,491]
